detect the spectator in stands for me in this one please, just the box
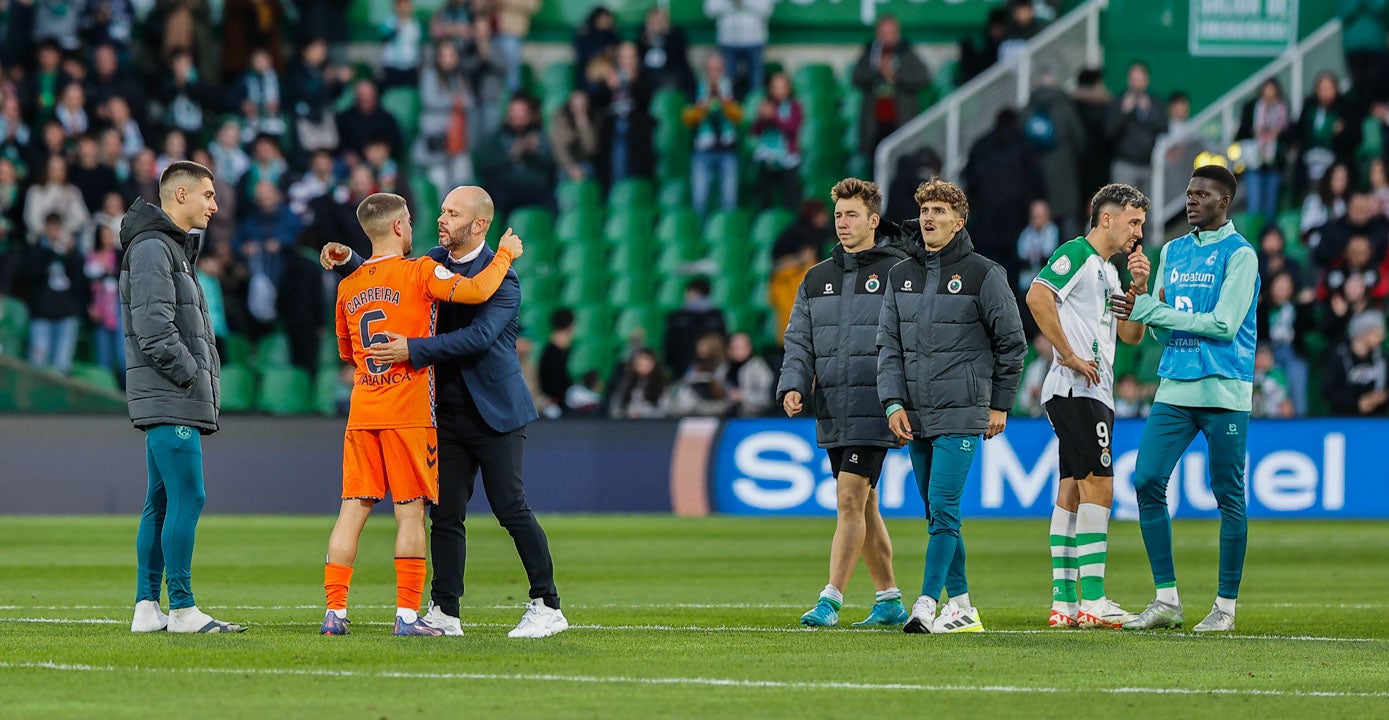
[565,370,605,416]
[54,82,88,138]
[550,89,599,183]
[379,0,423,89]
[1073,67,1114,200]
[1165,91,1190,135]
[0,94,31,164]
[852,14,931,166]
[309,164,374,257]
[998,0,1045,63]
[1014,334,1051,417]
[32,120,67,171]
[1295,71,1359,194]
[1257,224,1307,291]
[724,331,773,416]
[208,120,251,187]
[963,108,1042,280]
[24,155,89,243]
[515,335,544,408]
[1251,344,1294,418]
[685,53,743,216]
[1105,61,1165,195]
[430,0,475,51]
[26,213,86,374]
[195,249,231,361]
[336,79,402,160]
[277,229,326,377]
[1026,68,1086,235]
[192,148,239,249]
[594,42,656,189]
[128,147,159,203]
[155,130,189,180]
[1113,373,1150,418]
[1319,233,1388,309]
[363,137,410,207]
[666,331,732,417]
[1237,77,1292,223]
[105,95,144,160]
[1325,310,1388,416]
[704,0,773,99]
[539,307,576,418]
[476,93,556,220]
[769,200,829,344]
[1016,199,1059,293]
[1313,192,1387,267]
[0,158,22,285]
[638,6,696,99]
[495,0,540,94]
[958,8,1007,85]
[221,0,287,80]
[237,48,287,142]
[1321,271,1375,344]
[79,0,135,52]
[416,42,475,200]
[69,134,119,215]
[1370,158,1389,219]
[289,39,350,155]
[288,149,338,217]
[1258,270,1314,416]
[159,50,215,138]
[91,191,125,245]
[242,133,288,197]
[750,71,803,210]
[609,347,668,419]
[86,222,123,379]
[96,127,129,183]
[34,0,80,51]
[574,6,621,88]
[22,42,67,125]
[86,43,145,123]
[234,181,300,291]
[665,277,727,376]
[1341,0,1389,111]
[1301,161,1351,247]
[886,144,943,220]
[150,0,214,69]
[462,14,508,146]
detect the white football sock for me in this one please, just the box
[1214,596,1236,616]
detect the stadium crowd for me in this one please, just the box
[1,1,1387,419]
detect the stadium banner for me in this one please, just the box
[712,417,1383,519]
[1188,0,1299,57]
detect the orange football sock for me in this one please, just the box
[395,557,426,613]
[324,562,353,611]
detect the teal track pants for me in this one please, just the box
[135,424,206,609]
[1133,403,1249,599]
[909,434,981,601]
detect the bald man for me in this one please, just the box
[322,187,566,639]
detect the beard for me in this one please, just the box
[440,223,469,252]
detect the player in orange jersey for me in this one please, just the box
[320,192,523,636]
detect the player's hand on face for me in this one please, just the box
[985,408,1008,439]
[782,390,802,417]
[888,408,913,443]
[1110,290,1136,321]
[498,228,524,258]
[320,242,351,269]
[1128,249,1151,293]
[367,331,411,364]
[1060,353,1101,386]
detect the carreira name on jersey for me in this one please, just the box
[343,286,403,315]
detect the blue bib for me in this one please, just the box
[1157,231,1259,382]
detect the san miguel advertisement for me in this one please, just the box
[711,418,1381,519]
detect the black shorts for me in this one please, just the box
[827,446,889,487]
[1044,396,1116,479]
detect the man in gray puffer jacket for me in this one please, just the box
[120,161,244,634]
[878,178,1025,635]
[778,178,911,629]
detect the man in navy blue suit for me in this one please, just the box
[322,186,567,639]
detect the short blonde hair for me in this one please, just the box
[913,178,969,220]
[830,178,882,218]
[355,193,408,237]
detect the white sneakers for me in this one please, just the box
[508,598,569,638]
[932,600,984,633]
[421,602,466,636]
[903,596,937,634]
[167,605,247,633]
[131,600,169,632]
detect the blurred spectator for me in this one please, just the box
[1113,373,1151,418]
[127,147,159,202]
[35,0,80,54]
[998,0,1045,63]
[1258,270,1314,416]
[91,191,124,244]
[1318,233,1388,308]
[158,50,215,138]
[1251,344,1294,418]
[723,331,773,416]
[1256,224,1307,291]
[97,128,129,183]
[155,129,189,179]
[193,149,239,249]
[150,0,214,70]
[309,164,375,257]
[1295,72,1358,194]
[1341,0,1389,110]
[1322,272,1379,347]
[704,0,773,99]
[363,138,410,206]
[1313,193,1387,267]
[85,222,123,378]
[1325,310,1388,416]
[380,0,424,89]
[336,79,403,160]
[1105,62,1165,195]
[195,250,231,361]
[86,43,145,122]
[574,7,620,87]
[221,0,286,80]
[495,0,541,94]
[1370,158,1389,219]
[78,0,133,52]
[886,145,943,218]
[208,120,251,187]
[684,53,743,216]
[964,108,1041,280]
[958,8,1007,85]
[1165,91,1190,135]
[1237,77,1292,222]
[234,181,300,305]
[1301,161,1351,247]
[476,94,556,220]
[539,308,576,417]
[24,155,89,243]
[638,6,695,99]
[665,277,726,376]
[416,42,475,200]
[289,38,349,154]
[768,200,829,344]
[55,82,89,137]
[1073,67,1114,201]
[1016,199,1059,293]
[610,347,668,419]
[237,48,287,140]
[852,14,931,164]
[23,42,68,126]
[666,332,731,416]
[565,370,605,416]
[430,0,475,51]
[0,157,23,283]
[277,230,326,377]
[550,89,599,183]
[242,133,288,197]
[1014,334,1052,417]
[462,14,508,145]
[105,95,144,160]
[750,71,803,210]
[26,213,86,374]
[594,42,656,189]
[69,134,119,215]
[0,95,32,162]
[288,149,338,218]
[516,335,544,407]
[33,119,69,170]
[1025,68,1086,234]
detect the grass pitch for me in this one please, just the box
[1,515,1386,719]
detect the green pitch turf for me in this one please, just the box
[1,515,1386,719]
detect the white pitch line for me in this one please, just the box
[1,617,1377,643]
[1,661,1386,699]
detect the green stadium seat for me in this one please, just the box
[611,275,657,306]
[560,272,612,306]
[573,305,615,337]
[603,209,656,247]
[256,333,291,368]
[658,178,690,211]
[224,334,252,365]
[557,179,601,213]
[0,296,30,358]
[318,336,344,372]
[567,338,617,380]
[558,242,607,274]
[651,89,687,125]
[657,208,702,244]
[750,209,796,248]
[616,305,666,349]
[314,370,342,416]
[793,64,838,102]
[506,207,555,243]
[703,209,752,247]
[220,364,257,413]
[724,306,768,337]
[540,62,574,98]
[555,207,604,245]
[380,87,422,148]
[256,367,312,416]
[658,276,691,310]
[608,179,655,209]
[71,363,120,393]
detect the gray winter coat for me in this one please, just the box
[778,239,908,448]
[119,198,220,433]
[876,229,1025,437]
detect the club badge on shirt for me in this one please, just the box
[947,274,963,294]
[865,274,881,293]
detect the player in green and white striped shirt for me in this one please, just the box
[1025,184,1151,629]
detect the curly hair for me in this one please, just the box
[1088,183,1151,227]
[830,178,883,218]
[913,178,969,220]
